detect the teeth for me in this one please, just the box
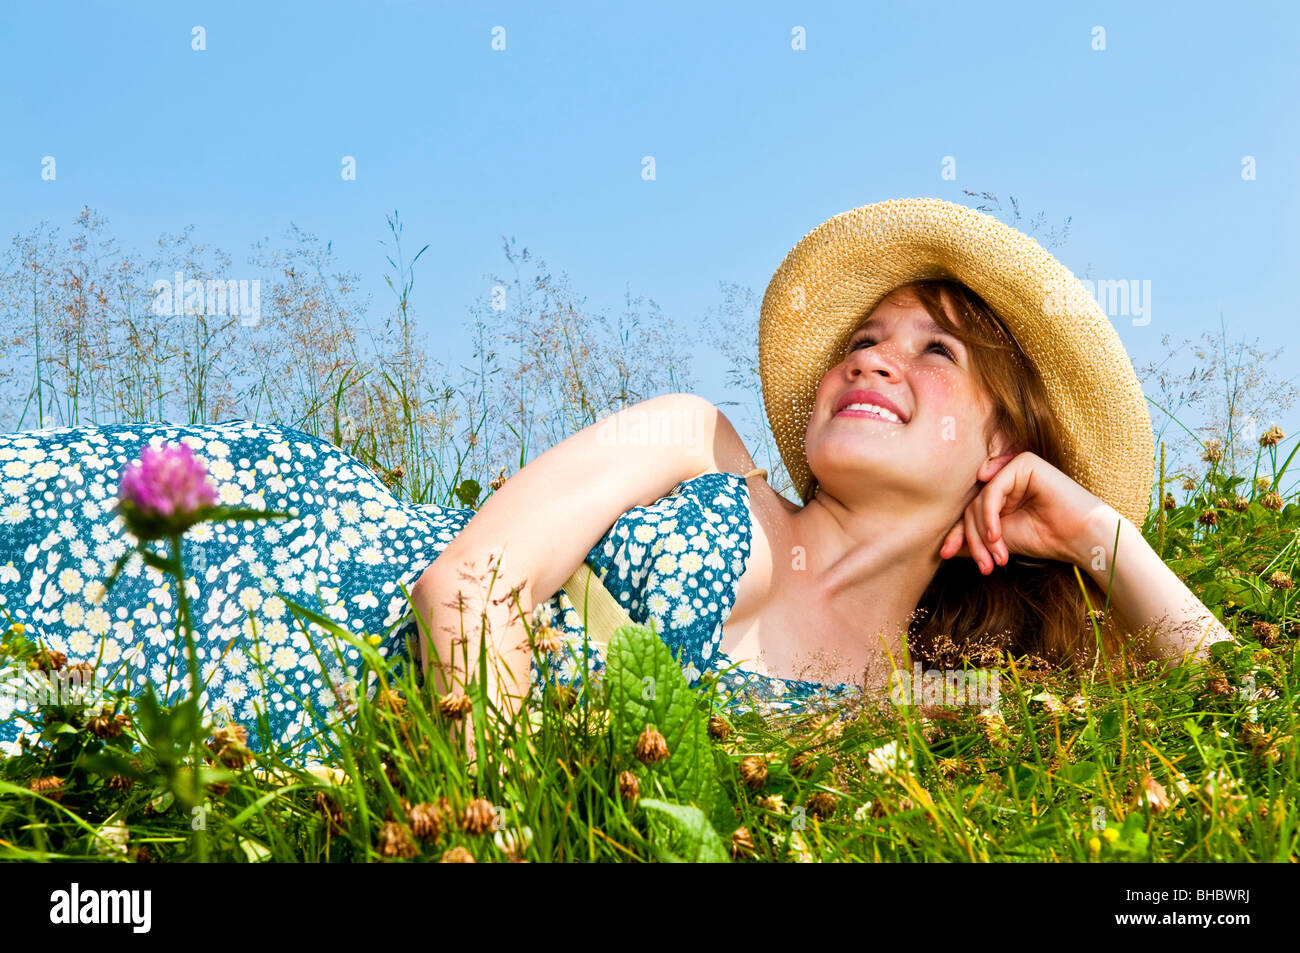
[841,402,902,423]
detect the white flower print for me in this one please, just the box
[226,649,249,675]
[2,502,30,524]
[271,647,298,671]
[0,426,833,761]
[263,620,290,645]
[85,608,111,636]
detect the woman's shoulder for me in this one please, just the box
[589,468,762,563]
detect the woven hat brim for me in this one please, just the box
[758,197,1154,528]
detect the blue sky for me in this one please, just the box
[3,0,1298,451]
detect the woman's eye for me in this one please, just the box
[848,334,955,361]
[927,338,956,361]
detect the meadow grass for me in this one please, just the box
[0,430,1295,863]
[0,207,1295,862]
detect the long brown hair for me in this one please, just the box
[809,278,1129,671]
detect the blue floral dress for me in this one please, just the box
[0,420,859,759]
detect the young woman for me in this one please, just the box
[411,197,1236,727]
[0,198,1233,760]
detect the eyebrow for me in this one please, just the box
[856,315,952,338]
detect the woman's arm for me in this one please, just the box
[409,392,756,724]
[942,451,1237,668]
[1069,504,1235,665]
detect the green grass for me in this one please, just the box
[0,207,1296,862]
[0,434,1296,862]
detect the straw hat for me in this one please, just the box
[758,197,1154,528]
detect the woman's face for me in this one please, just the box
[804,287,1011,513]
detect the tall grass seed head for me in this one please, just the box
[438,692,474,719]
[1135,774,1171,813]
[707,714,732,741]
[738,754,768,789]
[1266,571,1293,591]
[730,826,755,859]
[806,791,838,820]
[378,820,416,859]
[634,725,670,764]
[30,775,67,801]
[617,769,640,802]
[533,625,564,655]
[461,798,498,835]
[1259,425,1285,447]
[408,801,444,841]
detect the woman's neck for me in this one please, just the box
[783,488,963,669]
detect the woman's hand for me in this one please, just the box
[937,451,1114,573]
[939,451,1236,663]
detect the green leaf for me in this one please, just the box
[1057,761,1098,785]
[639,798,730,863]
[606,624,716,813]
[1097,709,1121,742]
[240,838,272,863]
[455,479,481,507]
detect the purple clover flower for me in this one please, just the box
[115,441,219,539]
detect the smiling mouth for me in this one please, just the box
[835,402,905,424]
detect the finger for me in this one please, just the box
[964,506,993,574]
[982,479,1003,545]
[939,521,962,558]
[941,520,968,559]
[976,490,1008,565]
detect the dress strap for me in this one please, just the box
[741,467,767,480]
